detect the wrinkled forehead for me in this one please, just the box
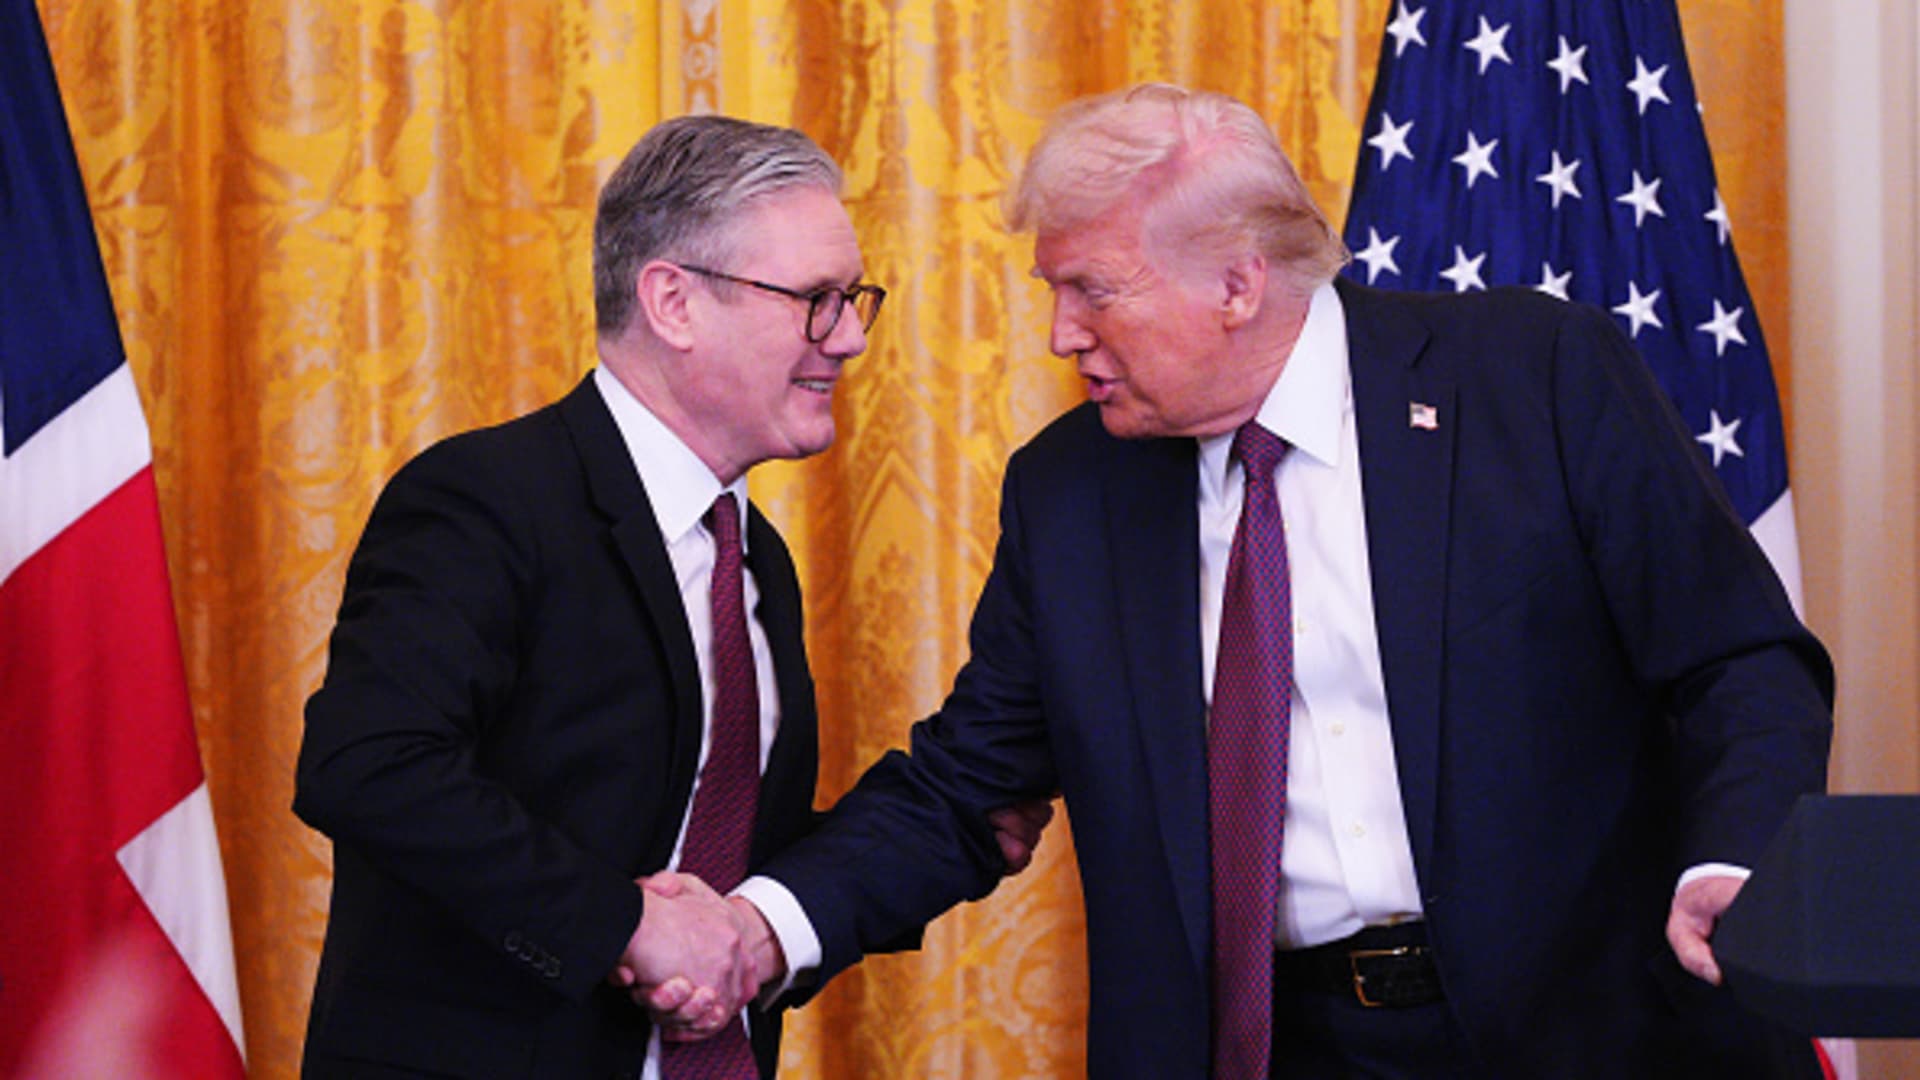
[1032,190,1217,284]
[1034,214,1138,279]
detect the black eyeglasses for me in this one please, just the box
[678,265,886,343]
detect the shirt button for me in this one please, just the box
[1351,822,1367,838]
[1329,721,1346,737]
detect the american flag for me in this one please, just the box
[1341,0,1802,611]
[0,0,246,1074]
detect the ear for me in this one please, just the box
[635,260,699,351]
[1220,251,1268,330]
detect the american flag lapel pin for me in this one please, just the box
[1409,401,1439,430]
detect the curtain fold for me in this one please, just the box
[39,1,1784,1074]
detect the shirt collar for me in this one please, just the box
[1198,280,1350,490]
[592,365,749,550]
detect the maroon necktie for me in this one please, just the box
[661,493,761,1079]
[1209,421,1293,1080]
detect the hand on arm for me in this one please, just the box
[988,798,1056,876]
[1666,873,1744,985]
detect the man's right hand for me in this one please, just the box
[607,873,758,1037]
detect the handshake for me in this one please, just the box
[607,872,778,1042]
[605,800,1055,1041]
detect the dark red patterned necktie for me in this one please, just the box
[661,493,760,1079]
[1209,421,1292,1080]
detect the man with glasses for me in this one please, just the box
[294,115,1022,1079]
[672,265,885,347]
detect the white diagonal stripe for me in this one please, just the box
[0,365,150,586]
[117,783,248,1060]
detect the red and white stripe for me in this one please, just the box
[0,364,245,1077]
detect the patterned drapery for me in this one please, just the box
[38,1,1784,1074]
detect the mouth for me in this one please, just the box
[1082,373,1118,403]
[794,377,836,395]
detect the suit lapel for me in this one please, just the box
[744,504,817,862]
[1339,280,1453,885]
[557,378,706,865]
[1105,434,1211,975]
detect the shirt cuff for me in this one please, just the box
[1676,862,1751,892]
[732,875,821,1001]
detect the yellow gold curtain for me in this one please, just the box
[40,1,1785,1075]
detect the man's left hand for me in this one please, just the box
[1667,874,1744,985]
[988,799,1056,875]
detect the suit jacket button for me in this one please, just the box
[503,930,523,952]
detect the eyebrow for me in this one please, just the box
[794,270,869,293]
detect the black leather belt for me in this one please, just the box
[1274,922,1443,1008]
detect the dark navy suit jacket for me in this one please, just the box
[762,280,1832,1077]
[296,376,819,1078]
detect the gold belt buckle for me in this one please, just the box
[1348,945,1416,1008]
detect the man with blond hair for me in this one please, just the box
[706,84,1832,1077]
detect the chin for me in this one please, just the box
[1096,406,1155,441]
[794,424,836,459]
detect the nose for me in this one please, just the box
[819,303,868,360]
[1049,293,1094,358]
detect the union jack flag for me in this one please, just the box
[0,0,245,1074]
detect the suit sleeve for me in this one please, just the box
[1548,300,1833,868]
[293,439,643,1002]
[755,453,1063,989]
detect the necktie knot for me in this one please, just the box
[706,492,741,553]
[1231,421,1288,482]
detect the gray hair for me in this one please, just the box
[593,115,843,335]
[1006,83,1348,290]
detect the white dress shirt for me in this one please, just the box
[592,367,819,1077]
[1197,283,1426,948]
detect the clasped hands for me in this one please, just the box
[608,800,1057,1040]
[608,872,779,1041]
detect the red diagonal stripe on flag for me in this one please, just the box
[0,468,243,1076]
